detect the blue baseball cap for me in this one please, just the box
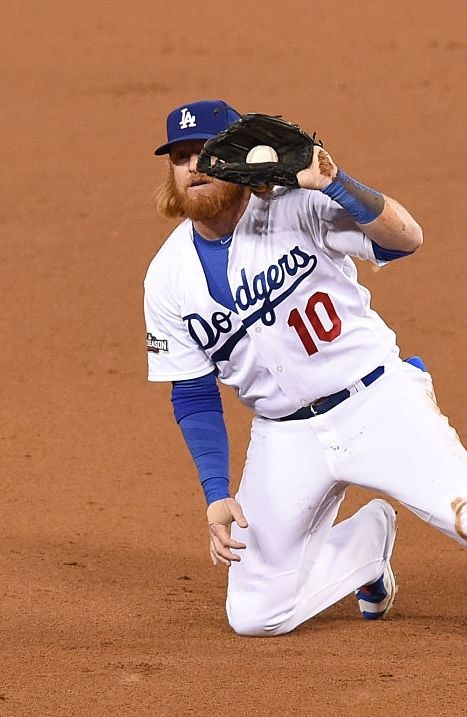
[154,99,242,155]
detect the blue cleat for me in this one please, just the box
[355,562,398,619]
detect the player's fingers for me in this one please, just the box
[210,531,235,554]
[210,531,242,564]
[227,538,246,549]
[209,544,218,567]
[209,523,245,549]
[210,541,233,566]
[230,502,249,529]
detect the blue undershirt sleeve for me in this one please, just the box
[371,241,414,262]
[171,370,222,422]
[171,372,230,505]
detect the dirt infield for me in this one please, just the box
[1,2,466,715]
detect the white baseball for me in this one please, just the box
[246,145,279,163]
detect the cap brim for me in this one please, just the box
[154,134,215,155]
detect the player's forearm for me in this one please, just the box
[357,195,423,252]
[322,170,423,253]
[178,411,230,505]
[171,373,230,505]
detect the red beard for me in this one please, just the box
[169,169,246,221]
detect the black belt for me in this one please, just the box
[276,366,385,421]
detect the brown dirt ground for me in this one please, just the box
[1,2,466,715]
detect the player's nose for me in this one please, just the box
[188,152,200,171]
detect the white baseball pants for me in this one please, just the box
[226,360,467,636]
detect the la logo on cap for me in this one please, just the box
[179,107,197,129]
[154,99,241,155]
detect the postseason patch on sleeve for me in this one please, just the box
[146,332,169,354]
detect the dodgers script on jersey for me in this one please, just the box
[144,188,400,419]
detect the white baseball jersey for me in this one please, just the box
[144,187,400,419]
[144,183,467,637]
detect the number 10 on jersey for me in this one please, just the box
[288,291,341,355]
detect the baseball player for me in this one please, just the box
[144,99,467,636]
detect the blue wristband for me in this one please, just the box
[322,169,384,224]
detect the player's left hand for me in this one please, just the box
[207,497,248,567]
[297,147,338,190]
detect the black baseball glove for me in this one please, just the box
[196,113,322,188]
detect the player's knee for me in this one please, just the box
[226,594,294,637]
[227,611,269,637]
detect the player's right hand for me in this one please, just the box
[206,497,248,567]
[297,147,338,190]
